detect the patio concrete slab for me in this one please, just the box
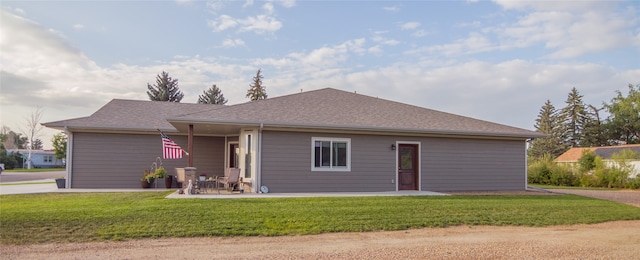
[165,190,449,199]
[1,179,449,198]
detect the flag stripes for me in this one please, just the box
[160,131,184,159]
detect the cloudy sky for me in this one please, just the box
[1,0,639,149]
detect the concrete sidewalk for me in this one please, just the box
[1,179,449,197]
[0,179,172,195]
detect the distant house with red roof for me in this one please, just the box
[555,144,640,178]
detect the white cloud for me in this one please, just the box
[406,2,639,59]
[73,24,84,30]
[175,0,192,6]
[255,38,366,68]
[279,0,296,8]
[263,2,274,14]
[242,0,254,8]
[221,38,246,47]
[371,33,400,46]
[495,9,638,59]
[383,6,400,12]
[206,1,225,13]
[208,14,282,34]
[368,45,383,55]
[408,32,494,56]
[493,0,614,12]
[238,14,282,34]
[401,22,420,30]
[208,14,238,32]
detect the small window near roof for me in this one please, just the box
[312,137,351,172]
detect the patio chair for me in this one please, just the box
[217,168,240,193]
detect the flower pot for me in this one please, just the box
[55,179,65,189]
[165,175,173,189]
[141,180,151,188]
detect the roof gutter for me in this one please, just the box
[167,118,546,139]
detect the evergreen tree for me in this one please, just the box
[146,71,184,102]
[529,100,568,159]
[198,84,228,105]
[605,84,640,144]
[246,69,267,101]
[559,87,589,147]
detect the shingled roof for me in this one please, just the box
[555,144,640,162]
[44,99,221,132]
[45,88,543,138]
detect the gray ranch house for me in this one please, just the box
[44,88,544,192]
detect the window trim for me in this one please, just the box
[311,137,351,172]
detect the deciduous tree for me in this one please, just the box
[605,84,640,144]
[20,107,43,169]
[52,132,67,166]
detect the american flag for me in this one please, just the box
[160,131,184,159]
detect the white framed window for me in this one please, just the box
[311,137,351,172]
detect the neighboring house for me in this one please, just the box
[6,149,62,168]
[43,88,544,192]
[555,144,640,178]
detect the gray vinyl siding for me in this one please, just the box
[422,138,525,191]
[70,132,224,188]
[260,131,526,192]
[261,131,398,192]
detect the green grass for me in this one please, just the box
[4,168,65,172]
[1,192,639,244]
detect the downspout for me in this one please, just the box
[64,126,72,189]
[257,123,263,193]
[224,136,228,170]
[525,138,532,191]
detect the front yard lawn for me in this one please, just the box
[1,192,639,244]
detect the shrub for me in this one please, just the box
[578,149,597,173]
[528,154,576,186]
[627,177,640,189]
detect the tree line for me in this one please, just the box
[529,84,640,159]
[146,69,268,104]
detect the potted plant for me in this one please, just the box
[55,178,65,189]
[154,166,172,189]
[141,170,155,188]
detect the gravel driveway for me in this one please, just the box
[547,189,640,207]
[2,221,639,259]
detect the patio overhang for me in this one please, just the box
[167,120,260,136]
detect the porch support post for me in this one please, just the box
[188,124,194,167]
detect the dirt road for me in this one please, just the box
[3,220,639,259]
